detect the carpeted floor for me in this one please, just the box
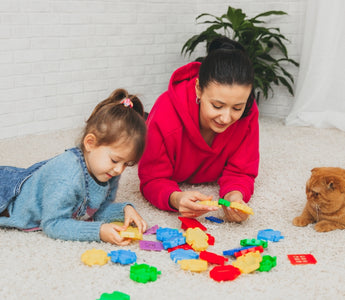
[1,116,345,300]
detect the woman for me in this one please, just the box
[138,37,259,222]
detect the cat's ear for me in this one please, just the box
[311,168,320,173]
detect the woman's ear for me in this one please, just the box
[83,133,97,152]
[195,78,201,99]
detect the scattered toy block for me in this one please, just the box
[108,250,137,265]
[209,265,241,282]
[162,235,186,250]
[234,246,264,258]
[258,255,277,272]
[232,252,262,274]
[130,263,161,283]
[143,224,159,235]
[139,240,164,252]
[178,217,207,231]
[170,249,199,263]
[81,249,110,266]
[257,229,284,242]
[240,238,268,248]
[205,216,224,223]
[199,251,228,265]
[183,227,209,251]
[223,246,256,256]
[97,291,130,300]
[167,243,193,253]
[287,254,317,265]
[156,227,181,242]
[178,259,208,272]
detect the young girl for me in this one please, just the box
[139,37,259,223]
[0,89,147,246]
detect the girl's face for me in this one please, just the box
[83,134,136,183]
[196,81,252,134]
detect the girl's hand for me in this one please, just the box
[169,191,219,218]
[222,191,249,223]
[123,205,147,234]
[99,223,131,246]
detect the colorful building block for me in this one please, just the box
[178,259,208,272]
[108,250,137,265]
[209,265,241,282]
[139,240,164,252]
[240,238,268,248]
[97,291,130,300]
[162,235,186,250]
[287,254,317,265]
[199,251,228,265]
[178,217,207,231]
[232,252,262,274]
[143,224,159,235]
[170,249,199,263]
[198,200,221,207]
[183,227,209,251]
[257,229,284,242]
[130,263,161,283]
[234,246,264,258]
[205,216,224,223]
[111,221,143,240]
[258,255,277,272]
[167,243,193,253]
[81,249,110,266]
[223,246,257,256]
[218,198,254,215]
[156,227,181,242]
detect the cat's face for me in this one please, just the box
[306,167,345,214]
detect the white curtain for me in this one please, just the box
[285,0,345,131]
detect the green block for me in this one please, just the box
[218,198,230,207]
[97,291,130,300]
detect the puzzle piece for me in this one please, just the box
[287,254,317,265]
[183,227,209,251]
[111,221,143,240]
[108,250,137,265]
[232,252,262,274]
[81,249,110,266]
[178,259,208,272]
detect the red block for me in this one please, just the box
[234,246,264,257]
[209,265,241,282]
[199,251,228,265]
[287,254,317,265]
[178,217,207,231]
[167,243,193,253]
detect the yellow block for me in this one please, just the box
[111,221,143,240]
[183,227,209,251]
[81,249,110,266]
[178,259,208,272]
[230,202,254,215]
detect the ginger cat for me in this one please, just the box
[293,167,345,232]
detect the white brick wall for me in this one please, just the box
[0,0,307,139]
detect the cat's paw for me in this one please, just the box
[292,216,312,227]
[314,221,341,232]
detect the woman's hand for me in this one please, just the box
[99,223,131,246]
[169,191,219,218]
[123,205,148,234]
[222,191,249,223]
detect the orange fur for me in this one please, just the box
[293,167,345,232]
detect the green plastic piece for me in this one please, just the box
[240,238,268,248]
[130,263,161,283]
[218,198,230,207]
[258,255,277,272]
[97,291,130,300]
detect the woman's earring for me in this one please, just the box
[196,97,200,104]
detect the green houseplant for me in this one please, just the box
[181,6,299,102]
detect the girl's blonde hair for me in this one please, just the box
[80,88,146,163]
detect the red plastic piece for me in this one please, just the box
[167,243,193,253]
[206,233,215,245]
[209,265,241,282]
[234,246,264,257]
[178,217,207,231]
[287,254,317,265]
[199,251,228,265]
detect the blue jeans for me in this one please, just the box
[0,160,48,213]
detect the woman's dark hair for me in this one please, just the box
[80,88,146,163]
[198,37,255,118]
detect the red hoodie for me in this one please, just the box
[138,62,259,211]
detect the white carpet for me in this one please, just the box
[1,117,345,300]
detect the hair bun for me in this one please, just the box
[207,36,245,54]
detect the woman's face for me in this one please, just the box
[196,81,252,134]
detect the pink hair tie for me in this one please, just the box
[120,98,133,108]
